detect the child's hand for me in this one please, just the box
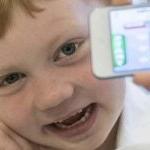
[0,122,40,150]
[133,73,150,91]
[112,0,130,5]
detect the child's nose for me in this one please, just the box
[34,81,75,111]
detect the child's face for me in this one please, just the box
[0,0,125,150]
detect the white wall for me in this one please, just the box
[132,0,148,4]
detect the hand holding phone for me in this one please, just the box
[133,72,150,90]
[90,4,150,78]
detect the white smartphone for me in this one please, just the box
[90,4,150,78]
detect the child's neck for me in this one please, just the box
[96,118,120,150]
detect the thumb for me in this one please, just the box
[111,0,131,5]
[133,73,150,91]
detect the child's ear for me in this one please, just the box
[111,0,131,5]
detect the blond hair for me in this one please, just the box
[0,0,41,38]
[0,0,113,38]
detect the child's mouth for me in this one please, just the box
[44,103,98,138]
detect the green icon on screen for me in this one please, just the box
[111,35,127,67]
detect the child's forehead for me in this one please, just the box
[5,0,89,39]
[0,0,106,39]
[0,0,89,55]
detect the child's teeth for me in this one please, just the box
[56,123,68,128]
[85,111,90,118]
[54,108,91,129]
[55,108,84,124]
[81,110,90,123]
[78,109,83,113]
[81,116,86,123]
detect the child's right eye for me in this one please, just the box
[0,72,26,88]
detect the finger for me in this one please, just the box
[133,73,150,90]
[111,0,131,5]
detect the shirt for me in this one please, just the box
[116,77,150,149]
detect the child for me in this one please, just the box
[0,0,149,150]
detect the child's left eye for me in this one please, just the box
[61,42,78,56]
[54,40,83,61]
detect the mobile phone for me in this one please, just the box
[90,4,150,78]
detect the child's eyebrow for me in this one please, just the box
[0,66,23,75]
[45,23,88,50]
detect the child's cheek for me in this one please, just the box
[0,88,34,131]
[71,55,125,106]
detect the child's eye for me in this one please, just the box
[0,72,26,87]
[54,40,83,61]
[61,42,78,56]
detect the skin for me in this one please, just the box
[0,0,126,150]
[112,0,131,5]
[133,73,150,91]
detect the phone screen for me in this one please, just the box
[109,5,150,73]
